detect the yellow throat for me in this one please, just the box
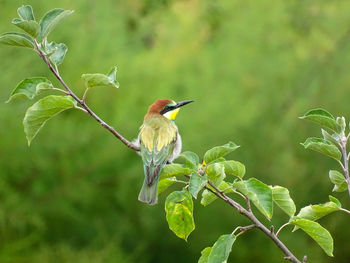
[163,108,180,121]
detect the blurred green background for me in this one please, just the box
[1,0,350,262]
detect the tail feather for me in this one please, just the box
[138,176,160,205]
[139,164,162,205]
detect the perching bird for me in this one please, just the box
[135,99,194,205]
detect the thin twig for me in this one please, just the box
[276,222,290,237]
[33,40,140,151]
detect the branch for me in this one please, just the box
[33,40,140,152]
[339,138,350,199]
[34,39,301,263]
[205,181,302,263]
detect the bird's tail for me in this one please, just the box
[138,177,160,205]
[138,165,162,205]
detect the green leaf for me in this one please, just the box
[329,170,347,192]
[294,200,340,222]
[40,8,74,39]
[301,137,342,161]
[0,32,34,48]
[204,142,240,164]
[23,95,76,145]
[48,42,67,66]
[198,247,212,263]
[201,181,232,206]
[206,163,225,186]
[233,178,273,219]
[321,129,339,146]
[165,189,195,240]
[158,177,177,195]
[208,234,236,263]
[189,172,207,199]
[178,151,199,169]
[12,6,39,37]
[336,117,346,132]
[300,108,341,133]
[6,77,53,103]
[290,219,333,257]
[328,195,341,208]
[271,186,296,218]
[17,5,35,21]
[160,164,192,179]
[221,160,245,178]
[81,66,120,89]
[12,19,40,38]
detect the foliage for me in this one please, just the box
[2,2,350,263]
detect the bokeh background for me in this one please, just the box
[1,0,350,262]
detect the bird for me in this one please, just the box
[135,99,194,205]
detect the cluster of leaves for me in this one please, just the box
[300,108,350,195]
[1,5,119,145]
[2,5,349,263]
[158,142,338,262]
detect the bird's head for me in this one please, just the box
[146,99,194,120]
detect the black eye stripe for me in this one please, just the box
[160,105,175,115]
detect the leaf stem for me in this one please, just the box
[340,208,350,215]
[276,222,290,237]
[33,40,139,151]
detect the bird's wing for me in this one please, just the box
[140,117,177,185]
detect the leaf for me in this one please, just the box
[221,160,245,178]
[81,66,120,89]
[178,151,199,169]
[290,219,333,257]
[300,108,341,133]
[17,5,35,20]
[301,138,342,161]
[204,142,240,164]
[201,181,232,206]
[328,195,341,208]
[158,177,177,195]
[165,189,195,240]
[206,163,225,186]
[48,42,68,66]
[0,32,34,48]
[208,234,236,263]
[294,200,340,222]
[198,247,212,263]
[233,178,273,219]
[321,129,339,146]
[23,95,76,145]
[160,164,192,179]
[329,170,347,192]
[12,19,40,38]
[12,6,39,37]
[271,186,296,218]
[336,117,346,132]
[39,8,74,39]
[6,77,53,103]
[189,172,207,199]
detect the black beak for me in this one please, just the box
[175,100,194,109]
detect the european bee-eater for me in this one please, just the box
[136,99,194,205]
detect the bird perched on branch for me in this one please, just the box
[135,99,194,205]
